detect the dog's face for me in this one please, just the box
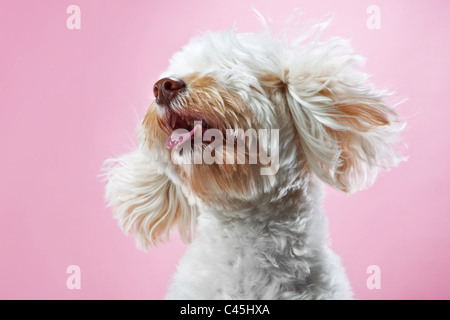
[106,30,404,248]
[142,33,286,206]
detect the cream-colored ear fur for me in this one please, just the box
[284,38,405,193]
[104,150,197,250]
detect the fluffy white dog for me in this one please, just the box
[104,19,404,299]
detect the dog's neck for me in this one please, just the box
[165,153,349,299]
[189,175,332,300]
[197,173,328,249]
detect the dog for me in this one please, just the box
[104,19,404,299]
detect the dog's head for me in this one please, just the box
[105,28,405,249]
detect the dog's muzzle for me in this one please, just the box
[153,77,185,107]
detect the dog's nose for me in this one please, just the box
[153,77,186,106]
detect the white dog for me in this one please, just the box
[104,19,404,299]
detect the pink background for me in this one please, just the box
[1,0,449,300]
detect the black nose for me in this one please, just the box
[153,77,186,106]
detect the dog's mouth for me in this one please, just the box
[162,111,214,150]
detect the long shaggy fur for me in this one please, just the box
[283,36,404,193]
[104,18,405,299]
[104,149,198,249]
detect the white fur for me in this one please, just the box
[104,20,404,300]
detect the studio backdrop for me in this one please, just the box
[0,0,449,299]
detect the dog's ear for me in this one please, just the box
[283,39,405,193]
[104,150,197,250]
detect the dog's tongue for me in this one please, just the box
[166,124,201,149]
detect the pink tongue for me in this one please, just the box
[166,124,201,149]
